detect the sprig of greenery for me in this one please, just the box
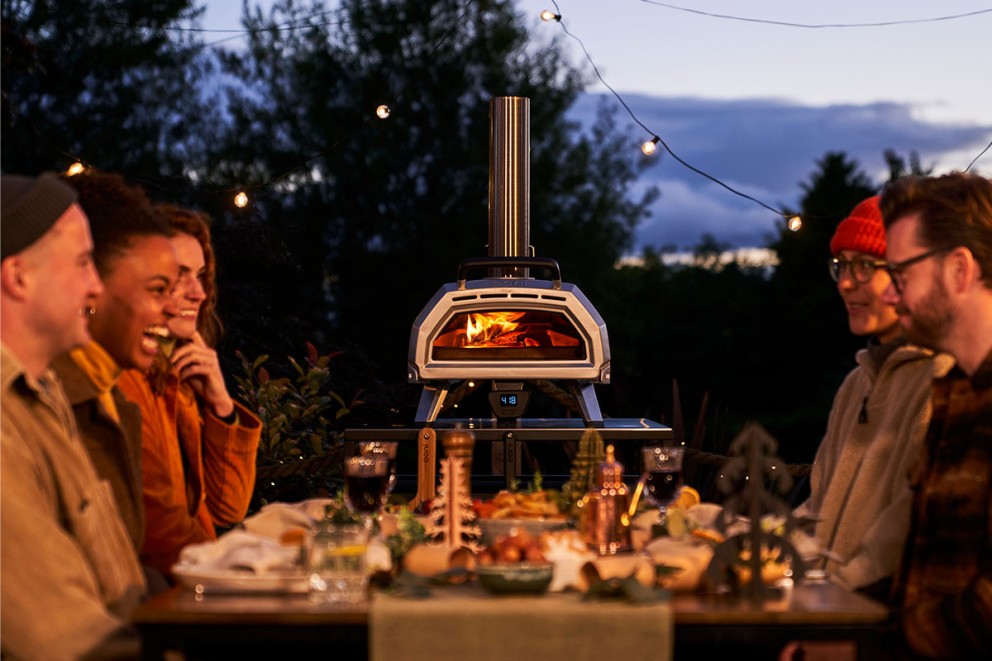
[384,508,427,568]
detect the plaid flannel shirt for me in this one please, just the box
[892,351,992,659]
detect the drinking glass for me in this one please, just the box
[344,455,390,530]
[639,446,685,520]
[306,522,369,604]
[358,441,398,495]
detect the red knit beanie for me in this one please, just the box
[829,196,885,258]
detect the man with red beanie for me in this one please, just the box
[795,195,953,595]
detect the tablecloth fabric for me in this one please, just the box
[370,585,672,661]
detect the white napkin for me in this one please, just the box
[241,498,335,540]
[644,536,714,591]
[178,530,300,574]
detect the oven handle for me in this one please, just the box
[457,257,562,289]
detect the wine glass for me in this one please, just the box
[639,446,685,521]
[358,441,398,495]
[344,455,390,531]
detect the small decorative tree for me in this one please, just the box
[561,428,606,516]
[426,456,482,552]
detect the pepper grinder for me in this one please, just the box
[442,428,475,497]
[577,444,631,555]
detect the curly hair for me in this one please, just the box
[155,204,224,348]
[881,172,992,288]
[60,170,169,276]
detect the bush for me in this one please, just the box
[234,342,356,510]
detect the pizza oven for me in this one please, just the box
[407,97,610,426]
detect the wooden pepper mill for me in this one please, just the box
[442,429,476,497]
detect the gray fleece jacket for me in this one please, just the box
[796,343,954,590]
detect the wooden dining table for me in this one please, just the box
[134,578,888,661]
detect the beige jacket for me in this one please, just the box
[798,344,954,590]
[1,344,146,660]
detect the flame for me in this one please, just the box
[465,311,525,345]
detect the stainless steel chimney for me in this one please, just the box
[488,96,530,277]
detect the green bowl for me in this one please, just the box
[476,562,554,595]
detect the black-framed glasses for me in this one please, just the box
[829,256,889,284]
[885,246,955,294]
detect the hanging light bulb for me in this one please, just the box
[788,215,802,232]
[540,9,560,22]
[641,137,660,156]
[376,104,391,119]
[233,191,249,208]
[65,162,86,176]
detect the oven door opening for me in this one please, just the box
[431,309,585,361]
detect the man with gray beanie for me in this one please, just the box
[1,172,146,660]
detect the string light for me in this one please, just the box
[376,104,391,119]
[233,191,249,208]
[641,137,660,156]
[540,10,561,22]
[65,162,86,176]
[788,216,803,232]
[545,7,794,224]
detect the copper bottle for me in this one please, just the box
[577,444,631,555]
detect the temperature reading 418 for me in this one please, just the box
[489,388,529,420]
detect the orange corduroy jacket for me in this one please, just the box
[118,370,261,578]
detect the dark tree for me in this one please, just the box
[757,152,877,459]
[1,0,216,177]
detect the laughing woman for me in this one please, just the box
[118,205,261,579]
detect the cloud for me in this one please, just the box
[567,93,992,250]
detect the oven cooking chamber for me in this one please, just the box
[408,261,610,384]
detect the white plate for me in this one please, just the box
[172,563,307,594]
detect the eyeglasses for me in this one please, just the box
[884,246,954,294]
[828,256,889,285]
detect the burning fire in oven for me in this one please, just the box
[467,311,525,346]
[431,309,584,359]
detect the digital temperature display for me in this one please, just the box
[489,389,529,419]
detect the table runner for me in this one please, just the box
[369,585,672,661]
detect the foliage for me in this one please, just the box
[233,342,354,508]
[0,0,218,177]
[384,508,428,568]
[314,492,362,525]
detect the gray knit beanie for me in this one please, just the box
[1,172,79,260]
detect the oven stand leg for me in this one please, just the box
[415,383,452,424]
[573,382,604,427]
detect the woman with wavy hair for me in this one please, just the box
[118,204,261,578]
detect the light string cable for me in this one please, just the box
[638,1,992,29]
[547,1,788,218]
[639,1,992,174]
[965,140,992,173]
[135,2,379,48]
